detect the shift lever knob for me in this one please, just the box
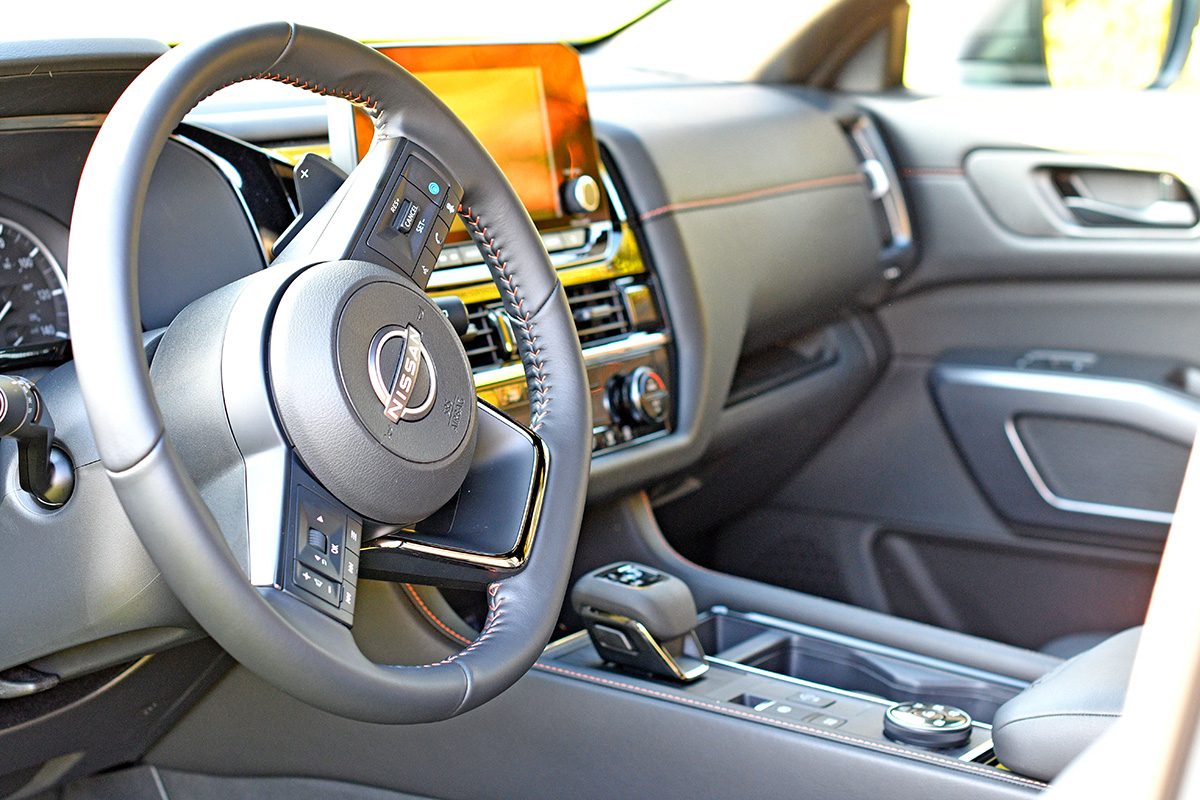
[571,562,708,682]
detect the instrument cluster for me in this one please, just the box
[0,203,70,368]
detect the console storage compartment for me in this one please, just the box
[696,611,1021,723]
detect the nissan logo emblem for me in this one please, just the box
[368,324,437,423]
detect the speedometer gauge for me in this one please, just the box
[0,217,69,353]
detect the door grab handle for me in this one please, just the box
[1062,196,1198,228]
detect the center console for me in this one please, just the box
[544,561,1046,792]
[332,43,673,456]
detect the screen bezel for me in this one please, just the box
[334,42,609,245]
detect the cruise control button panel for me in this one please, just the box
[281,464,363,626]
[359,140,462,290]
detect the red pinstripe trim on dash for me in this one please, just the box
[639,173,865,221]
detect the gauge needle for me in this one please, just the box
[0,300,13,326]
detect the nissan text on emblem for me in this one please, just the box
[368,324,438,423]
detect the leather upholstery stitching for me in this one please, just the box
[534,663,1048,791]
[459,205,551,431]
[402,584,473,646]
[639,174,863,221]
[415,584,503,667]
[214,71,380,111]
[256,71,379,110]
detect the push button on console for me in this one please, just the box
[791,690,835,709]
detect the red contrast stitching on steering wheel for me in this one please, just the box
[459,205,551,431]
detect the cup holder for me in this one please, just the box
[694,613,1019,724]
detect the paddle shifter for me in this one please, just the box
[571,562,708,682]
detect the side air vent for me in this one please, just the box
[843,115,915,282]
[460,277,641,372]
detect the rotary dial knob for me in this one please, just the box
[609,367,669,426]
[883,701,973,749]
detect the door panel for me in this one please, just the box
[703,90,1200,649]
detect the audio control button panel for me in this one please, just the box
[281,463,363,626]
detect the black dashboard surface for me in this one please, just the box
[0,35,890,791]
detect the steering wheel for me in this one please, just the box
[66,22,591,723]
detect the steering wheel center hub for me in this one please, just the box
[268,260,477,523]
[336,280,472,462]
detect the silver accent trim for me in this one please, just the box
[959,739,999,764]
[370,400,548,571]
[427,220,617,289]
[0,113,105,131]
[582,607,709,681]
[938,365,1200,443]
[325,97,360,175]
[1005,417,1176,525]
[705,656,893,708]
[701,657,994,737]
[545,615,996,763]
[431,165,625,289]
[848,117,912,253]
[730,608,1028,690]
[476,331,670,388]
[937,363,1200,524]
[221,270,297,586]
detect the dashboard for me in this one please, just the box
[0,41,675,460]
[0,28,906,793]
[0,36,901,507]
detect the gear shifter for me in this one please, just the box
[571,562,708,682]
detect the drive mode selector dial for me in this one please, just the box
[883,702,973,748]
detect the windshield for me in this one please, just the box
[6,0,665,45]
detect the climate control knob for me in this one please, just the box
[609,367,670,426]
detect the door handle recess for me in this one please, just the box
[1061,195,1198,228]
[1052,168,1198,229]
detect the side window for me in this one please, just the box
[904,0,1194,91]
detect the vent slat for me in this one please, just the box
[462,277,636,369]
[566,279,633,345]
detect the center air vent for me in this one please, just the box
[463,304,507,370]
[566,280,634,345]
[459,277,640,372]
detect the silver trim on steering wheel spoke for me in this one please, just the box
[220,267,306,587]
[359,399,548,582]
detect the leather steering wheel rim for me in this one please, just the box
[67,22,591,723]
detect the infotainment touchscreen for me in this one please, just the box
[348,43,608,245]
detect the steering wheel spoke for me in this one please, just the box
[275,137,462,291]
[359,399,548,591]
